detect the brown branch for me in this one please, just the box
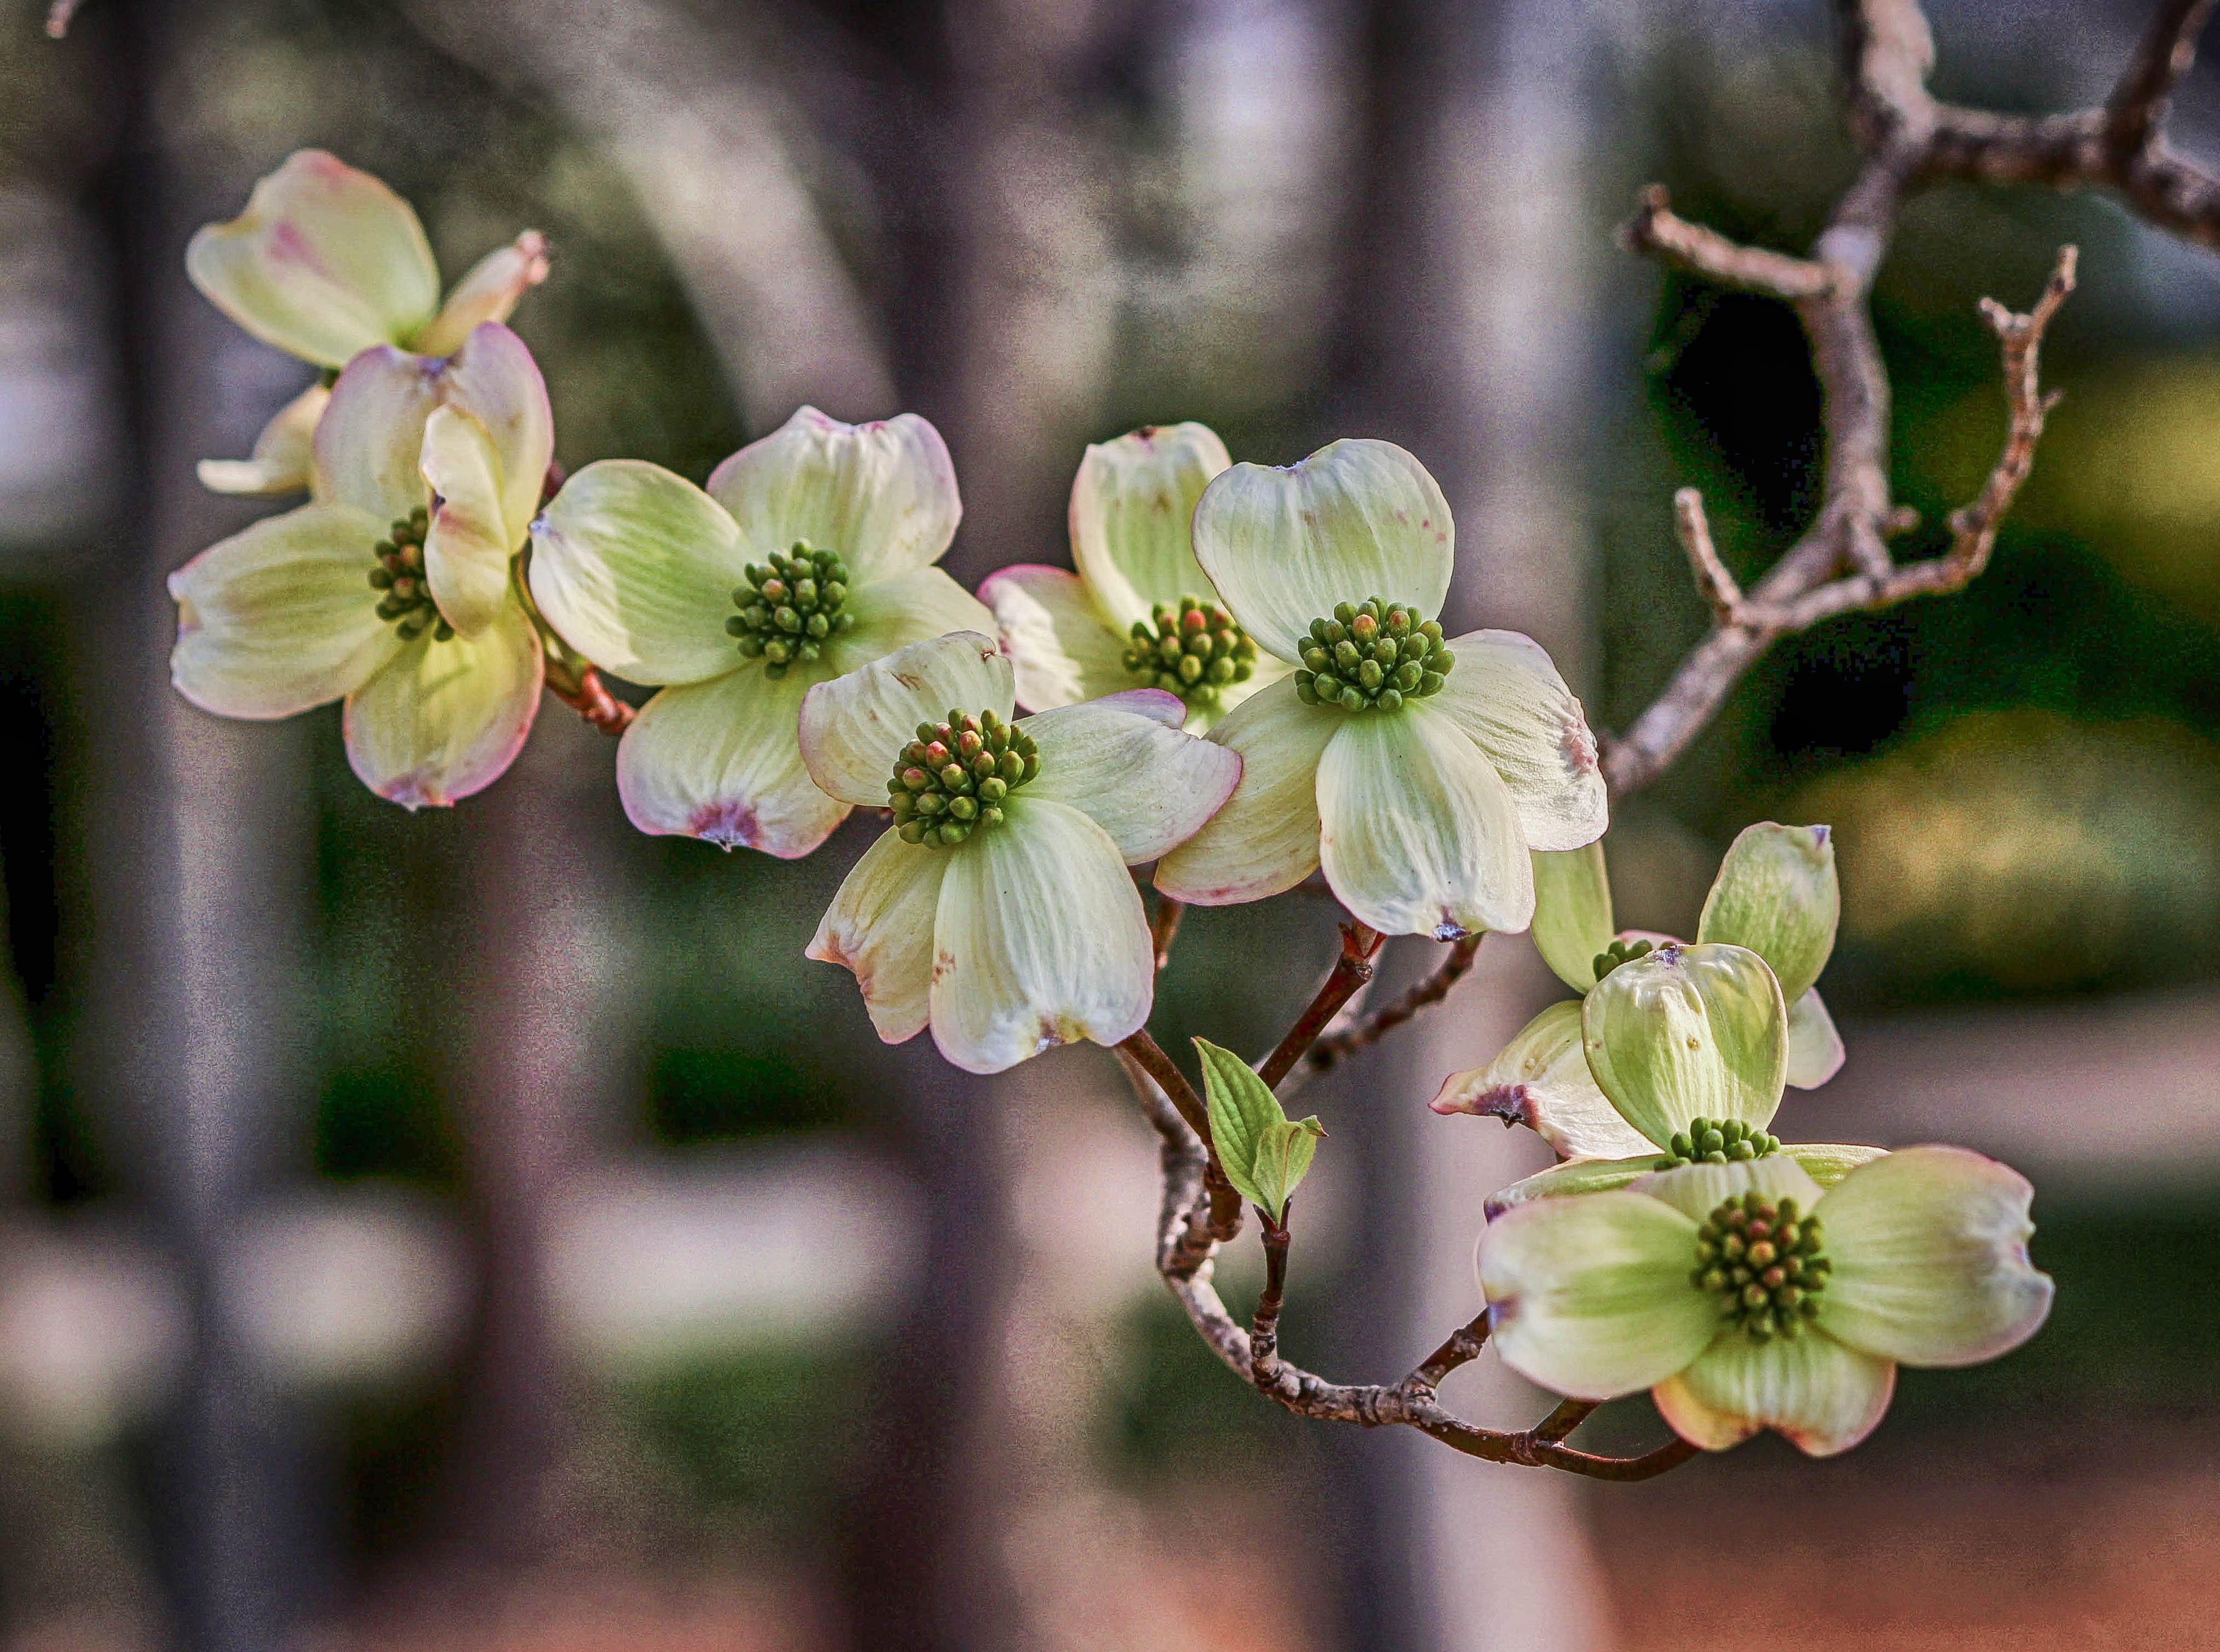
[1249,1217,1291,1389]
[1118,1029,1242,1245]
[1257,920,1384,1088]
[1623,185,1834,300]
[1671,488,1744,626]
[1305,934,1482,1072]
[1149,895,1184,973]
[542,662,637,735]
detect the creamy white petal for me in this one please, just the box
[418,405,513,639]
[928,799,1152,1074]
[981,563,1134,712]
[1482,1156,1659,1221]
[825,565,995,678]
[807,828,952,1045]
[1430,1000,1656,1160]
[798,632,1012,809]
[1630,1155,1827,1223]
[616,665,848,857]
[1316,706,1532,938]
[198,383,328,497]
[411,231,550,357]
[169,502,401,718]
[1191,438,1453,663]
[1478,1191,1719,1400]
[708,408,960,584]
[341,596,542,808]
[185,149,438,367]
[1018,698,1242,863]
[1698,822,1839,1002]
[1654,1329,1896,1457]
[1815,1146,2055,1367]
[528,460,751,686]
[1068,422,1231,631]
[434,322,554,545]
[1581,942,1788,1148]
[1530,843,1613,993]
[1152,677,1339,906]
[313,345,439,522]
[1784,988,1847,1088]
[1428,630,1606,853]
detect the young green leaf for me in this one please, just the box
[1195,1037,1325,1222]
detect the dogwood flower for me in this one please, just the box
[1151,439,1605,937]
[526,408,992,856]
[799,633,1240,1073]
[169,322,552,807]
[1462,941,1889,1222]
[981,422,1287,733]
[1434,824,1847,1154]
[1477,1144,2053,1456]
[188,149,549,495]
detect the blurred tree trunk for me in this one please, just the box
[1328,0,1630,1647]
[75,2,326,1645]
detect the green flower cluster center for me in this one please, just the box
[1122,595,1257,709]
[727,541,856,679]
[1592,937,1654,982]
[1293,599,1453,712]
[1693,1192,1830,1342]
[368,507,453,642]
[888,709,1039,848]
[1654,1115,1781,1170]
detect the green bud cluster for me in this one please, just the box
[1292,599,1453,712]
[1693,1193,1830,1341]
[1591,937,1654,983]
[1654,1116,1781,1171]
[887,709,1040,848]
[727,541,856,678]
[1122,595,1257,708]
[367,507,453,642]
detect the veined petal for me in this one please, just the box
[616,665,848,857]
[1478,1191,1718,1400]
[342,596,542,808]
[982,564,1134,712]
[1018,698,1242,863]
[1482,1156,1657,1222]
[314,345,439,521]
[1531,842,1613,993]
[199,382,328,497]
[419,405,513,639]
[1429,631,1606,853]
[170,502,402,718]
[825,565,995,679]
[1069,422,1231,632]
[528,460,750,685]
[1630,1155,1827,1223]
[1788,1141,1888,1190]
[808,828,951,1044]
[1581,942,1788,1147]
[1786,988,1847,1088]
[1152,677,1338,906]
[185,149,438,368]
[799,632,1012,808]
[1815,1146,2054,1367]
[410,231,550,357]
[1317,706,1532,938]
[928,798,1152,1074]
[1191,438,1452,663]
[1430,1000,1655,1160]
[708,407,959,585]
[1654,1330,1896,1457]
[1698,822,1839,1002]
[436,322,554,546]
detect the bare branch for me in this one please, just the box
[2107,0,2220,160]
[1305,935,1482,1072]
[541,662,637,735]
[1257,921,1384,1088]
[1672,489,1744,627]
[1622,186,1834,300]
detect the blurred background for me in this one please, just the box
[2,0,2219,1647]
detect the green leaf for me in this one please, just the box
[1697,823,1839,1001]
[1531,842,1614,993]
[1194,1037,1325,1222]
[1253,1116,1327,1222]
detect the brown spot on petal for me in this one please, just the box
[932,948,957,985]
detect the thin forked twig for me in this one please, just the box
[1304,934,1482,1072]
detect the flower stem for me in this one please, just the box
[1258,920,1384,1088]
